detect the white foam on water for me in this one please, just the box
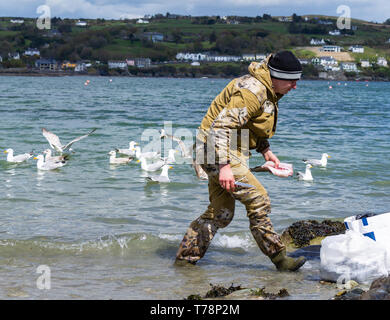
[212,233,255,250]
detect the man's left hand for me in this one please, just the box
[262,149,280,168]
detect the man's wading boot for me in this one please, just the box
[271,249,306,271]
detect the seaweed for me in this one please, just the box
[250,287,290,299]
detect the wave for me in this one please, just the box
[0,232,255,257]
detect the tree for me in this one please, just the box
[209,31,217,43]
[384,18,390,25]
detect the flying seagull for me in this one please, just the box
[42,127,97,153]
[160,129,192,159]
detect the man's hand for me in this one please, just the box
[219,164,235,192]
[262,149,280,168]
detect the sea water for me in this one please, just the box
[0,76,389,299]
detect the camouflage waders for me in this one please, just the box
[176,156,286,263]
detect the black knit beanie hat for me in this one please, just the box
[268,51,302,80]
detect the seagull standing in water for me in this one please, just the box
[133,146,160,160]
[115,141,138,156]
[42,127,97,154]
[4,148,33,163]
[303,153,330,167]
[296,164,314,181]
[108,150,133,165]
[146,164,173,183]
[34,154,67,170]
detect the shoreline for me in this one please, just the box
[0,69,388,82]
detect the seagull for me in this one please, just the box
[4,148,33,163]
[108,150,133,165]
[42,127,97,153]
[137,156,165,172]
[146,164,173,183]
[115,141,138,156]
[133,146,160,160]
[296,164,314,181]
[160,129,192,159]
[43,149,69,162]
[303,153,330,167]
[34,154,67,170]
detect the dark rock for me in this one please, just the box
[333,288,365,300]
[360,276,390,300]
[204,283,243,298]
[281,219,346,248]
[250,287,290,299]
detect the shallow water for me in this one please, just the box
[0,76,389,299]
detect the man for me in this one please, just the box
[176,51,306,271]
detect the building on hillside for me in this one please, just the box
[256,54,267,61]
[340,62,358,72]
[24,48,40,56]
[126,58,151,68]
[349,45,364,53]
[142,32,164,43]
[377,57,388,67]
[108,61,127,69]
[321,45,341,53]
[10,19,24,24]
[278,16,292,22]
[360,60,371,68]
[35,58,58,70]
[310,38,325,45]
[242,54,256,61]
[75,20,87,27]
[8,52,20,60]
[175,52,207,61]
[61,61,77,69]
[136,19,149,24]
[207,55,241,62]
[329,30,341,36]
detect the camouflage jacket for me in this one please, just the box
[197,55,283,164]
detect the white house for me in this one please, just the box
[24,48,40,56]
[329,30,341,36]
[319,56,338,67]
[8,52,20,60]
[321,45,341,53]
[242,54,256,61]
[360,60,371,68]
[136,19,149,24]
[349,45,364,53]
[208,55,241,62]
[377,57,388,67]
[108,61,127,69]
[310,38,325,45]
[340,62,358,72]
[256,54,267,61]
[75,20,87,27]
[175,52,207,61]
[10,19,24,24]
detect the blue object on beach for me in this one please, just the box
[234,181,255,188]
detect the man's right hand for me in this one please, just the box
[219,164,235,192]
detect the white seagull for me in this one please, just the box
[133,146,160,160]
[160,129,192,159]
[108,150,133,165]
[115,141,138,156]
[303,153,330,167]
[296,164,314,181]
[42,127,97,153]
[137,156,165,172]
[4,148,33,163]
[34,154,67,170]
[146,164,173,183]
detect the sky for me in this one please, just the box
[0,0,389,23]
